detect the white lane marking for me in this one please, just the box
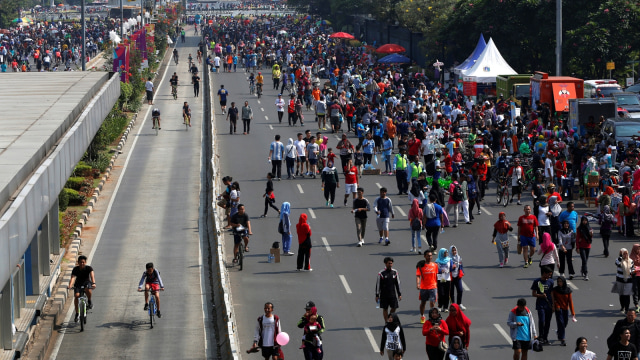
[51,46,176,359]
[394,206,406,217]
[493,324,513,344]
[482,207,493,216]
[334,135,340,141]
[363,327,379,352]
[321,237,332,251]
[269,125,273,130]
[375,182,382,189]
[260,107,265,112]
[308,208,316,219]
[257,100,261,104]
[297,184,304,194]
[554,270,579,290]
[339,275,352,294]
[462,280,470,291]
[265,116,269,121]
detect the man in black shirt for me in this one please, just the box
[192,72,200,97]
[608,327,639,360]
[226,102,239,134]
[230,204,252,260]
[67,255,96,323]
[375,257,402,321]
[352,187,370,247]
[608,309,640,353]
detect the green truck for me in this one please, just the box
[496,74,532,106]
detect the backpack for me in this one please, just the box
[277,219,284,234]
[452,183,464,202]
[425,203,437,219]
[411,217,422,230]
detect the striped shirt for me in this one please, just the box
[616,257,635,283]
[270,141,284,160]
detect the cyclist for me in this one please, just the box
[152,108,161,130]
[229,203,252,261]
[248,72,256,94]
[67,255,96,323]
[217,84,229,114]
[172,48,179,64]
[256,71,264,95]
[138,262,165,318]
[182,101,191,126]
[169,72,178,98]
[496,149,510,180]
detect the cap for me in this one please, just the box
[278,93,282,96]
[305,301,315,309]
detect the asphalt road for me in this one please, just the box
[53,32,209,359]
[213,49,634,359]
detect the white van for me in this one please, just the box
[584,79,622,98]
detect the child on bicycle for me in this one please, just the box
[138,262,165,318]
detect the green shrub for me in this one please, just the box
[59,189,69,212]
[65,177,85,190]
[64,188,86,206]
[85,151,112,172]
[73,163,93,177]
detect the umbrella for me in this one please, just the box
[329,32,354,39]
[57,3,64,6]
[24,38,33,42]
[376,43,406,54]
[378,53,411,64]
[304,15,312,20]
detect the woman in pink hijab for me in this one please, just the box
[537,233,559,272]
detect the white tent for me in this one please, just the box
[462,38,517,82]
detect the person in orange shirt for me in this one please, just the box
[226,54,232,72]
[312,86,321,103]
[416,250,438,324]
[386,118,396,148]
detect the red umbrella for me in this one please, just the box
[329,32,354,40]
[376,43,406,54]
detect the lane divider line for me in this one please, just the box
[260,107,264,112]
[308,208,316,219]
[493,323,513,344]
[482,208,493,216]
[462,280,470,291]
[363,327,379,352]
[269,125,273,130]
[265,116,269,121]
[375,182,382,189]
[297,184,304,194]
[321,237,332,251]
[394,206,406,217]
[339,275,352,294]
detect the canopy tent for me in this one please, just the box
[454,34,486,75]
[462,38,517,83]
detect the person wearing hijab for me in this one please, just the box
[558,220,576,279]
[279,202,293,256]
[548,196,562,244]
[285,137,298,179]
[599,186,615,214]
[551,276,576,346]
[492,212,513,267]
[379,313,406,360]
[320,160,340,207]
[576,216,593,280]
[428,178,445,207]
[601,205,616,257]
[632,244,640,313]
[422,307,449,360]
[621,188,636,238]
[435,248,452,312]
[445,304,471,348]
[444,336,469,360]
[296,213,312,271]
[408,199,424,253]
[449,245,466,309]
[537,232,560,272]
[613,248,636,313]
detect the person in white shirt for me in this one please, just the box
[294,133,308,177]
[145,77,154,105]
[274,94,286,123]
[249,302,282,360]
[544,151,555,187]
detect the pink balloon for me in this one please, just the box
[276,332,289,346]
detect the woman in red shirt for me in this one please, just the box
[575,216,592,280]
[422,307,449,359]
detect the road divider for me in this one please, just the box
[339,275,352,294]
[297,184,304,194]
[308,208,316,219]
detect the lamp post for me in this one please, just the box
[81,0,85,70]
[555,0,562,76]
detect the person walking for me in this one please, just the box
[444,336,469,360]
[422,307,449,360]
[393,148,409,195]
[613,248,636,314]
[445,173,462,227]
[606,327,639,360]
[352,187,370,247]
[296,213,313,271]
[279,202,293,256]
[416,250,438,324]
[408,199,423,253]
[531,266,554,344]
[285,138,298,180]
[226,101,239,134]
[507,298,538,360]
[320,160,340,207]
[492,212,513,267]
[297,302,326,360]
[571,337,597,360]
[376,257,402,322]
[268,135,284,180]
[343,158,359,206]
[374,187,395,246]
[518,205,539,268]
[576,216,593,280]
[380,313,406,360]
[336,133,354,173]
[261,173,280,217]
[192,71,200,97]
[537,233,560,272]
[632,244,640,312]
[275,94,285,123]
[435,248,452,313]
[241,100,253,135]
[423,194,444,251]
[145,77,154,105]
[248,302,283,360]
[467,173,481,220]
[551,276,576,346]
[449,245,465,309]
[558,220,576,279]
[445,303,471,348]
[602,205,616,258]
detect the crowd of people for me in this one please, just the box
[194,9,640,360]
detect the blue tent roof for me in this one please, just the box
[455,34,486,72]
[378,53,411,64]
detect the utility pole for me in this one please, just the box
[555,0,562,76]
[120,0,124,39]
[81,0,86,70]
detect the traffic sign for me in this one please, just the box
[606,62,615,70]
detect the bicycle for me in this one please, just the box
[75,285,91,331]
[138,287,163,329]
[152,116,160,136]
[171,85,177,100]
[184,113,191,131]
[496,176,510,207]
[249,81,255,95]
[232,225,247,271]
[257,83,262,99]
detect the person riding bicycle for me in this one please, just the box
[173,48,179,63]
[182,102,191,126]
[151,108,161,129]
[67,255,96,323]
[496,149,510,179]
[256,72,264,93]
[138,262,165,318]
[188,53,193,65]
[248,73,256,91]
[229,203,252,262]
[170,72,179,96]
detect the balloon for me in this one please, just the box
[276,332,289,346]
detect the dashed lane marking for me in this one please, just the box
[363,328,379,352]
[339,275,352,294]
[297,184,304,194]
[269,125,273,130]
[308,208,316,219]
[321,237,332,251]
[375,182,382,189]
[493,324,513,344]
[394,206,406,217]
[482,208,493,216]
